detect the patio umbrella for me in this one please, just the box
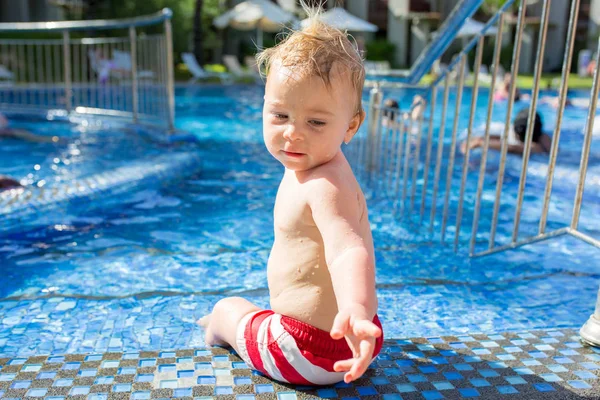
[441,17,498,38]
[213,0,297,48]
[300,7,378,32]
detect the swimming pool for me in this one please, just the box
[0,84,598,357]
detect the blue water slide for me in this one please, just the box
[397,0,485,85]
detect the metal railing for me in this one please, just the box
[0,9,175,131]
[349,0,599,258]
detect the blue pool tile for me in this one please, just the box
[215,386,234,395]
[356,386,377,396]
[158,364,176,372]
[237,395,256,400]
[396,384,416,393]
[8,358,27,365]
[159,351,176,358]
[488,361,507,369]
[546,364,568,373]
[422,390,444,400]
[139,358,156,367]
[478,369,499,378]
[0,373,17,381]
[53,378,74,387]
[234,377,252,385]
[497,385,518,395]
[194,350,211,357]
[574,370,598,380]
[459,388,480,398]
[580,362,600,370]
[25,388,48,397]
[381,395,402,400]
[213,355,229,362]
[113,383,132,392]
[131,391,151,400]
[553,357,574,364]
[569,380,593,389]
[505,376,527,385]
[560,349,579,356]
[470,378,490,387]
[177,357,193,364]
[586,354,600,362]
[255,384,274,393]
[11,380,31,389]
[419,365,437,374]
[443,371,463,380]
[85,354,102,362]
[94,376,114,385]
[21,364,42,372]
[195,362,212,370]
[277,393,297,400]
[528,351,548,359]
[450,342,468,349]
[384,368,402,376]
[513,367,534,375]
[432,381,454,390]
[522,359,542,366]
[317,389,337,398]
[472,348,491,355]
[177,370,194,378]
[533,383,555,392]
[198,376,216,385]
[78,369,97,377]
[334,381,351,388]
[232,362,249,369]
[69,386,90,395]
[47,396,67,400]
[440,350,457,357]
[396,359,414,367]
[101,360,119,369]
[123,352,140,360]
[371,376,389,385]
[464,356,482,363]
[88,396,108,400]
[496,354,516,361]
[136,374,154,382]
[118,367,136,375]
[174,388,192,397]
[47,356,65,363]
[540,373,563,382]
[62,362,80,370]
[36,371,56,380]
[454,364,473,371]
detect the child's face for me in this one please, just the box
[263,62,364,172]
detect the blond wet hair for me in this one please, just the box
[256,6,365,114]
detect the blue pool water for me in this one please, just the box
[0,84,599,357]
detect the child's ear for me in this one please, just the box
[344,110,366,144]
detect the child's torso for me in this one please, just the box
[267,165,372,332]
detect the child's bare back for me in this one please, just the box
[198,9,383,386]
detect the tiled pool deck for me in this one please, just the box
[0,328,598,399]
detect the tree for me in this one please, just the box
[193,0,204,65]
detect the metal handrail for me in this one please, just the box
[0,8,172,32]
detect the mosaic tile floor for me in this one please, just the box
[0,328,598,399]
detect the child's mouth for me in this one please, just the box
[282,151,305,158]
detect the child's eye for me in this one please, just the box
[309,120,326,127]
[273,113,288,120]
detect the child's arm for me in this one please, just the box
[308,175,381,383]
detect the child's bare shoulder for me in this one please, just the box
[301,158,357,203]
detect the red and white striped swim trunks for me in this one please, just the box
[235,310,384,385]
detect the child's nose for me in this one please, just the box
[282,123,302,141]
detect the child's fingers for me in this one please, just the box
[352,320,382,338]
[333,358,354,372]
[330,311,350,340]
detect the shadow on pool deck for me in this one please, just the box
[0,328,598,399]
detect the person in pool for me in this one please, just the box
[197,7,383,386]
[0,113,61,143]
[461,107,552,155]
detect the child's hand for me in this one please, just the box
[330,307,382,383]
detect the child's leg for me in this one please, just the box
[198,296,261,351]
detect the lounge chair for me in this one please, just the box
[182,53,232,84]
[223,55,261,83]
[112,50,154,79]
[88,49,153,83]
[244,55,261,75]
